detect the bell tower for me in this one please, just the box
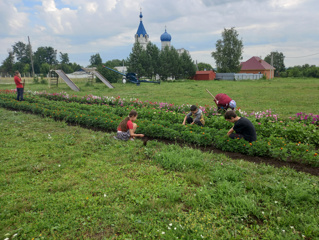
[135,9,149,50]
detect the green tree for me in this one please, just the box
[168,47,180,79]
[40,63,51,75]
[60,64,73,74]
[59,52,70,64]
[158,46,172,80]
[69,62,82,72]
[23,64,30,75]
[145,42,160,79]
[33,46,57,73]
[197,62,213,71]
[1,51,15,75]
[13,62,25,75]
[57,52,72,73]
[211,27,243,73]
[12,41,31,64]
[264,51,285,76]
[287,66,302,78]
[305,65,319,78]
[179,51,196,79]
[158,46,180,80]
[97,59,123,83]
[34,47,57,65]
[89,53,102,67]
[127,42,146,76]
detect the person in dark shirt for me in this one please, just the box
[224,110,257,142]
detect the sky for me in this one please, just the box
[0,0,319,68]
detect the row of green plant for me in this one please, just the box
[0,91,318,166]
[27,90,319,126]
[24,90,319,146]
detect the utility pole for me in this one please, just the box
[270,52,274,79]
[28,36,35,77]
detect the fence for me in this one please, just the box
[215,73,263,81]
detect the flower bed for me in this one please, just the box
[0,90,318,166]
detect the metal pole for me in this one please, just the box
[271,52,274,79]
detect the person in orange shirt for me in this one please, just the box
[14,71,24,101]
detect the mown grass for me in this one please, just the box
[1,108,318,239]
[1,77,319,118]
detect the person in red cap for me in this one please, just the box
[14,71,24,101]
[214,93,236,110]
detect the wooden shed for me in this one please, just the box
[193,70,216,80]
[240,56,275,79]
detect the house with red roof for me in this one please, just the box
[240,56,275,79]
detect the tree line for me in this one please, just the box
[0,41,82,76]
[0,40,197,82]
[1,30,318,80]
[126,42,197,81]
[211,28,319,78]
[89,42,198,82]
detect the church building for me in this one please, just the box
[135,11,175,52]
[135,11,149,50]
[160,28,172,50]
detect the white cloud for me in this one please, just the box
[85,2,98,13]
[43,0,57,12]
[0,0,319,67]
[0,1,29,35]
[270,0,304,8]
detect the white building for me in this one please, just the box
[176,48,190,55]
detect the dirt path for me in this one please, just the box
[204,146,318,176]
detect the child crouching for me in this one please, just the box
[116,110,144,141]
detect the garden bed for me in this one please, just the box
[1,89,318,168]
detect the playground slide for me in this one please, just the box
[92,71,115,89]
[55,70,80,91]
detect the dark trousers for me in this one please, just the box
[229,133,244,140]
[17,88,24,101]
[186,116,203,126]
[218,106,234,111]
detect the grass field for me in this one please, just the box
[1,108,318,239]
[1,78,319,239]
[1,77,319,118]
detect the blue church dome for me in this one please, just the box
[160,29,171,42]
[136,11,148,37]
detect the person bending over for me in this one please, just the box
[214,93,236,111]
[182,105,205,126]
[116,110,144,141]
[224,110,257,142]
